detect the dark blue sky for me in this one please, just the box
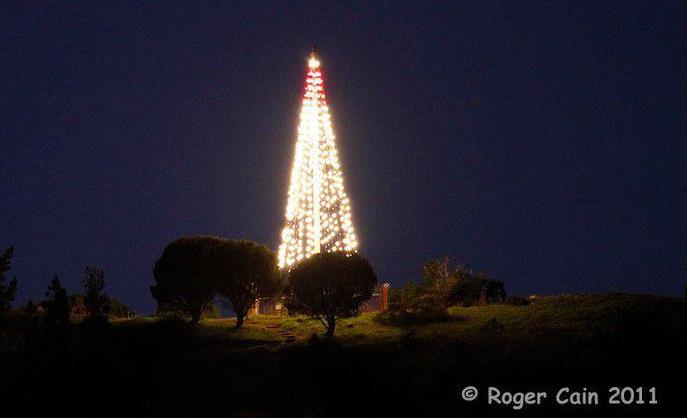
[2,1,686,313]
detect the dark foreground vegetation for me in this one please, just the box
[3,241,686,416]
[1,293,685,417]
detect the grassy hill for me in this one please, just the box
[136,293,686,349]
[2,293,685,417]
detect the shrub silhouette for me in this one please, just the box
[288,252,377,336]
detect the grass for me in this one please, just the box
[200,318,281,342]
[117,292,685,348]
[3,292,685,417]
[128,311,406,345]
[417,293,686,345]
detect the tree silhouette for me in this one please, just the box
[0,246,18,313]
[484,279,506,304]
[213,240,281,328]
[289,252,377,336]
[43,275,70,329]
[421,257,457,307]
[152,236,281,325]
[151,236,219,323]
[83,267,110,321]
[21,299,37,315]
[422,257,507,307]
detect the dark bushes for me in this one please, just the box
[381,257,509,325]
[506,296,530,306]
[376,304,449,326]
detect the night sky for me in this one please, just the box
[2,2,686,313]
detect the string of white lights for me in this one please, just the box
[277,51,358,268]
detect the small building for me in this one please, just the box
[250,295,287,316]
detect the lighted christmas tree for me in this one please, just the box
[277,48,358,268]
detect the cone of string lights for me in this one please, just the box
[277,48,358,269]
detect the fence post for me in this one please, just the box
[380,283,390,312]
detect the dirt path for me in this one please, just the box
[266,323,297,344]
